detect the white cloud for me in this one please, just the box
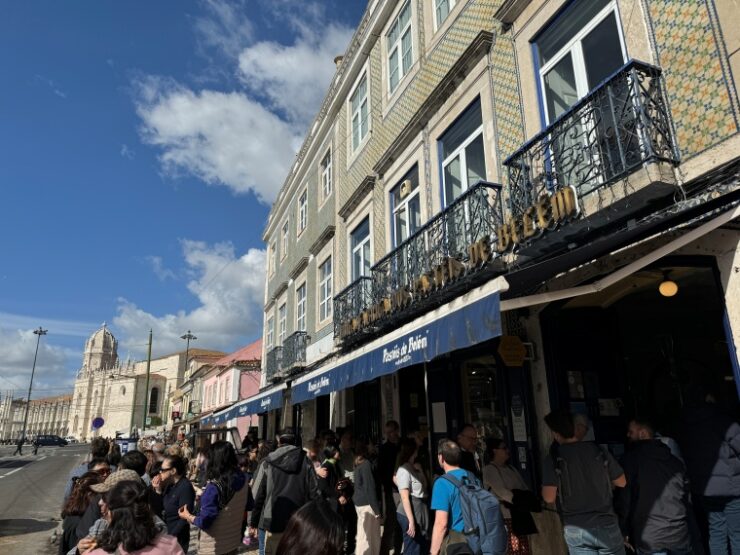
[135,77,301,203]
[114,240,266,358]
[0,313,99,339]
[34,73,67,99]
[0,327,77,397]
[145,255,176,281]
[193,0,254,61]
[120,144,135,159]
[237,22,353,126]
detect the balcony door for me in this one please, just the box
[537,0,628,192]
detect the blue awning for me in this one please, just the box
[291,281,504,405]
[201,385,285,426]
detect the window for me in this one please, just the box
[211,384,217,406]
[225,376,231,402]
[148,387,159,414]
[351,217,371,280]
[319,256,333,322]
[440,98,486,205]
[278,302,287,344]
[298,190,308,234]
[435,0,456,28]
[387,0,413,93]
[536,0,625,122]
[269,242,276,275]
[266,315,274,348]
[296,283,307,332]
[350,74,369,151]
[321,150,332,200]
[281,220,289,259]
[391,166,421,247]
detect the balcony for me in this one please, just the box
[335,181,504,342]
[282,331,310,374]
[504,60,679,245]
[265,347,282,383]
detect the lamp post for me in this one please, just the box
[180,330,197,376]
[20,327,47,443]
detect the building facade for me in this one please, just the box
[0,392,72,441]
[256,0,739,549]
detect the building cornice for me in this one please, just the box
[339,176,376,221]
[309,226,337,256]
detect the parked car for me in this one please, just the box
[63,436,78,444]
[35,434,68,447]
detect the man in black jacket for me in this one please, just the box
[457,423,482,480]
[249,430,320,555]
[617,419,692,554]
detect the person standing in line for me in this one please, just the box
[248,430,320,555]
[178,441,248,555]
[573,413,592,442]
[394,437,430,555]
[152,455,194,553]
[616,419,692,555]
[679,390,740,554]
[379,420,402,555]
[354,443,382,555]
[542,410,627,555]
[64,438,110,501]
[276,498,346,555]
[483,438,538,554]
[457,424,482,481]
[59,472,104,555]
[13,436,24,456]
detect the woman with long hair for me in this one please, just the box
[59,472,103,555]
[152,454,195,553]
[394,437,430,555]
[353,442,381,555]
[276,498,345,555]
[179,440,248,555]
[85,480,184,555]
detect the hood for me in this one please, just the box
[629,439,673,461]
[267,444,306,474]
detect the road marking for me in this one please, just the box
[3,467,22,477]
[38,456,47,461]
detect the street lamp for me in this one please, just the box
[180,330,197,377]
[20,327,47,443]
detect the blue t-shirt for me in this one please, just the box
[431,468,471,532]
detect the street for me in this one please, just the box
[0,443,88,554]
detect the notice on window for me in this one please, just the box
[432,402,447,433]
[510,394,527,443]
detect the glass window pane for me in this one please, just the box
[408,195,421,235]
[399,0,411,27]
[395,207,408,245]
[465,134,486,185]
[401,30,413,74]
[582,12,624,89]
[360,100,368,139]
[440,99,483,159]
[444,156,463,204]
[536,0,611,64]
[389,50,399,91]
[436,0,450,25]
[543,52,579,120]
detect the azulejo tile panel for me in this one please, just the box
[647,0,739,157]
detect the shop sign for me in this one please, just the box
[497,335,527,367]
[496,186,580,252]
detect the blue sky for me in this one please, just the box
[0,0,365,397]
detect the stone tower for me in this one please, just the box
[82,324,118,371]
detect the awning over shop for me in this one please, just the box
[201,385,286,426]
[291,277,507,405]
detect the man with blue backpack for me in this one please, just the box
[430,439,508,555]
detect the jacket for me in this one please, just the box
[197,478,249,555]
[353,459,381,515]
[680,404,740,498]
[249,444,320,532]
[159,477,195,552]
[86,532,184,555]
[616,440,691,552]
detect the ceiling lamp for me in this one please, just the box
[659,272,678,297]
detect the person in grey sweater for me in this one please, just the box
[353,443,381,555]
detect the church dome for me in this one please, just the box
[82,324,118,370]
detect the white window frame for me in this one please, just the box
[280,220,289,260]
[297,189,308,235]
[278,302,287,345]
[321,150,332,200]
[350,72,370,153]
[537,1,627,125]
[386,0,413,94]
[350,217,372,280]
[441,123,485,207]
[269,242,276,276]
[434,0,457,30]
[318,256,333,323]
[296,282,307,332]
[392,178,421,248]
[266,315,274,349]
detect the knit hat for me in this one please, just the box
[90,469,142,493]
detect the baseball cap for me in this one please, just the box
[90,469,142,493]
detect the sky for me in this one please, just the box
[0,0,366,398]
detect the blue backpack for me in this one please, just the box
[441,472,508,555]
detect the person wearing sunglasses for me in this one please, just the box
[88,458,111,478]
[152,455,195,553]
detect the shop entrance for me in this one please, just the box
[541,257,738,452]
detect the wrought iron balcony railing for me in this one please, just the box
[334,181,504,340]
[265,347,282,382]
[504,60,679,219]
[334,276,373,339]
[282,331,310,373]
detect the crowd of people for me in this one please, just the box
[55,390,739,555]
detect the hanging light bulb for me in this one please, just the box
[659,271,678,297]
